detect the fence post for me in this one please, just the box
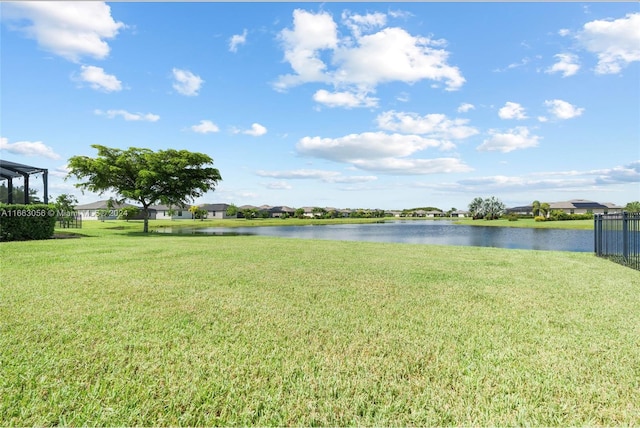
[622,211,629,261]
[594,214,601,255]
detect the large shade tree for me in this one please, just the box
[67,145,222,232]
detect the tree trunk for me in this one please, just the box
[143,207,149,233]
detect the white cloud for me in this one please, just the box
[241,123,268,137]
[457,103,475,113]
[477,127,541,153]
[1,1,124,62]
[78,65,122,92]
[49,164,70,178]
[172,68,203,96]
[229,29,247,52]
[591,161,640,184]
[351,158,472,175]
[545,53,580,77]
[558,29,571,37]
[577,12,640,74]
[275,9,338,89]
[94,109,159,122]
[332,27,465,91]
[376,110,478,140]
[295,131,471,175]
[257,169,340,181]
[331,175,378,184]
[274,9,465,102]
[0,137,61,160]
[313,89,378,108]
[498,102,528,120]
[396,92,410,102]
[265,181,293,190]
[256,169,377,183]
[544,99,585,119]
[388,9,413,19]
[191,120,219,134]
[297,132,444,162]
[494,57,533,73]
[341,10,387,37]
[537,116,549,123]
[455,174,592,193]
[450,161,640,193]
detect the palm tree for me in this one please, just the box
[540,202,550,218]
[532,200,541,217]
[626,201,640,213]
[482,196,505,220]
[468,197,485,219]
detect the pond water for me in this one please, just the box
[157,220,594,252]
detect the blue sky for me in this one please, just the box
[1,2,639,210]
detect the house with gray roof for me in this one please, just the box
[74,200,142,220]
[269,205,296,218]
[199,203,235,219]
[506,199,624,217]
[548,199,623,215]
[148,204,190,220]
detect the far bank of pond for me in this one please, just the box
[157,220,593,252]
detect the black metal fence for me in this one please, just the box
[58,214,82,229]
[594,212,640,270]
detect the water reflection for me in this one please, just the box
[156,221,593,252]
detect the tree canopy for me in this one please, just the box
[67,145,222,232]
[468,196,506,220]
[625,201,640,213]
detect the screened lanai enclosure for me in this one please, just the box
[0,159,49,204]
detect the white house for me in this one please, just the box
[450,210,470,218]
[199,203,235,219]
[74,200,142,220]
[548,200,623,215]
[148,204,190,220]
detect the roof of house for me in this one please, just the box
[269,205,296,213]
[199,203,230,211]
[506,200,624,212]
[549,199,624,210]
[75,200,138,210]
[506,205,533,212]
[148,204,188,210]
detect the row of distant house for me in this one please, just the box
[72,201,471,220]
[73,198,624,221]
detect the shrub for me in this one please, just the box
[549,210,570,221]
[0,204,57,241]
[506,213,519,221]
[571,213,594,220]
[534,216,546,222]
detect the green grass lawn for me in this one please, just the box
[1,229,638,425]
[453,217,594,230]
